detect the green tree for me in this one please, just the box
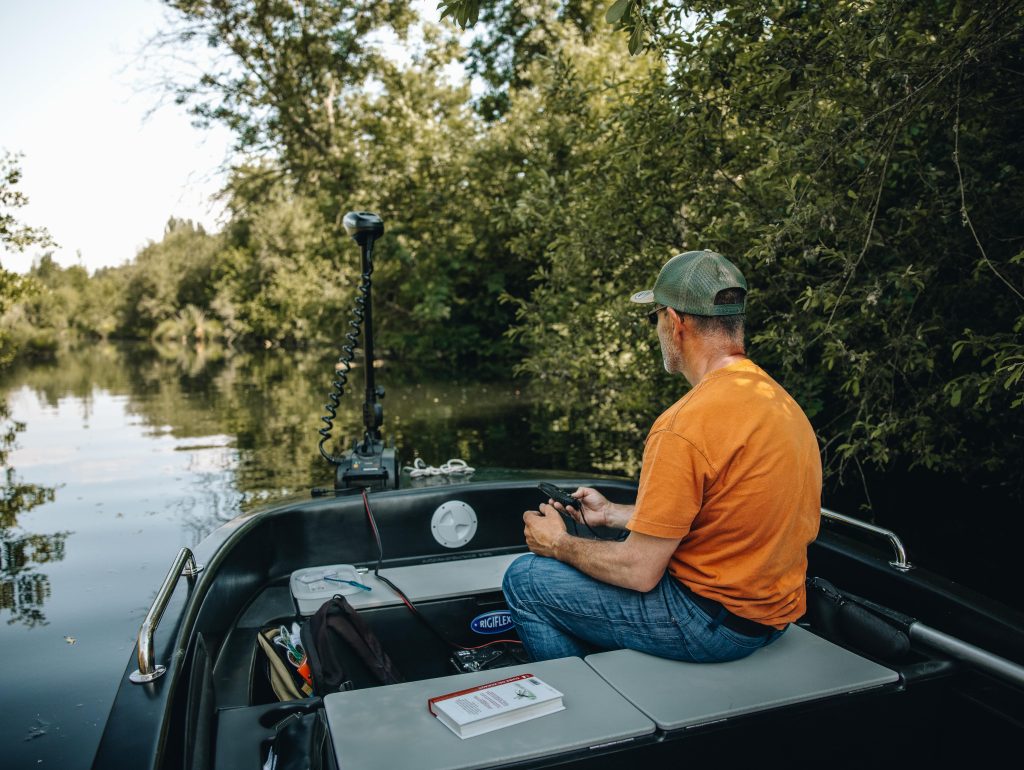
[506,0,1024,499]
[485,30,682,473]
[15,0,1022,505]
[0,151,54,254]
[1,255,130,357]
[159,0,414,195]
[459,0,606,119]
[1,152,54,365]
[214,179,344,346]
[119,218,222,338]
[156,2,539,371]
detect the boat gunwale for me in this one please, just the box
[92,479,1024,769]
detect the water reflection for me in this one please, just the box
[0,530,69,627]
[0,342,638,769]
[0,343,635,624]
[1,401,61,627]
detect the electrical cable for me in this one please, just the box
[360,490,522,651]
[548,488,627,542]
[575,507,628,542]
[318,241,375,465]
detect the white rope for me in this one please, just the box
[401,457,475,477]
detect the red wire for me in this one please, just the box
[360,489,523,650]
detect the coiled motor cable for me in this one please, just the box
[318,252,374,465]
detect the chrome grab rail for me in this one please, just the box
[821,507,913,571]
[910,622,1024,689]
[129,547,204,684]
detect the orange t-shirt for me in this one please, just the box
[627,358,822,628]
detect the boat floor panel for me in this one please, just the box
[322,657,656,770]
[585,624,900,731]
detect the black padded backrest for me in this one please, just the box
[185,633,215,770]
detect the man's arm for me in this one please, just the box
[523,504,680,592]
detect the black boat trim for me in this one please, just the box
[92,480,1024,769]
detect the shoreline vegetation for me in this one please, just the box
[2,1,1022,512]
[1,342,1021,616]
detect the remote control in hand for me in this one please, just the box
[537,482,580,513]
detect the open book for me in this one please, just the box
[428,673,565,739]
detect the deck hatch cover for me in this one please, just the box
[431,501,478,548]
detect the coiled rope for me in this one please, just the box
[401,458,475,477]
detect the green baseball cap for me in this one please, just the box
[630,250,747,316]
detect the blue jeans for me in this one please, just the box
[502,554,786,662]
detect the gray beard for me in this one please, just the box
[659,335,675,374]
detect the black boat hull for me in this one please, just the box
[91,480,1024,769]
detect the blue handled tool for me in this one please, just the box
[324,576,372,591]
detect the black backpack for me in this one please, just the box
[299,595,405,695]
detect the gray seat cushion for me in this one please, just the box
[323,657,655,770]
[585,624,899,730]
[292,554,522,615]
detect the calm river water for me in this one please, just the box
[1,343,1019,768]
[0,343,610,769]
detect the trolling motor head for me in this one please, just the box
[314,211,398,494]
[342,211,384,246]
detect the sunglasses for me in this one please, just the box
[647,304,668,326]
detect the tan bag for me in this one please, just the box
[257,627,312,701]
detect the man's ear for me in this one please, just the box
[667,308,685,333]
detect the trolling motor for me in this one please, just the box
[316,211,399,493]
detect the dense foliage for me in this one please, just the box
[1,152,56,365]
[446,0,1024,499]
[3,1,1022,502]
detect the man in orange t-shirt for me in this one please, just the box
[503,250,822,662]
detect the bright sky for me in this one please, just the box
[0,1,476,276]
[0,0,232,274]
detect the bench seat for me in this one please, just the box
[322,657,656,770]
[584,624,899,731]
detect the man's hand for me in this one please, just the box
[526,505,682,592]
[523,504,567,558]
[548,486,634,529]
